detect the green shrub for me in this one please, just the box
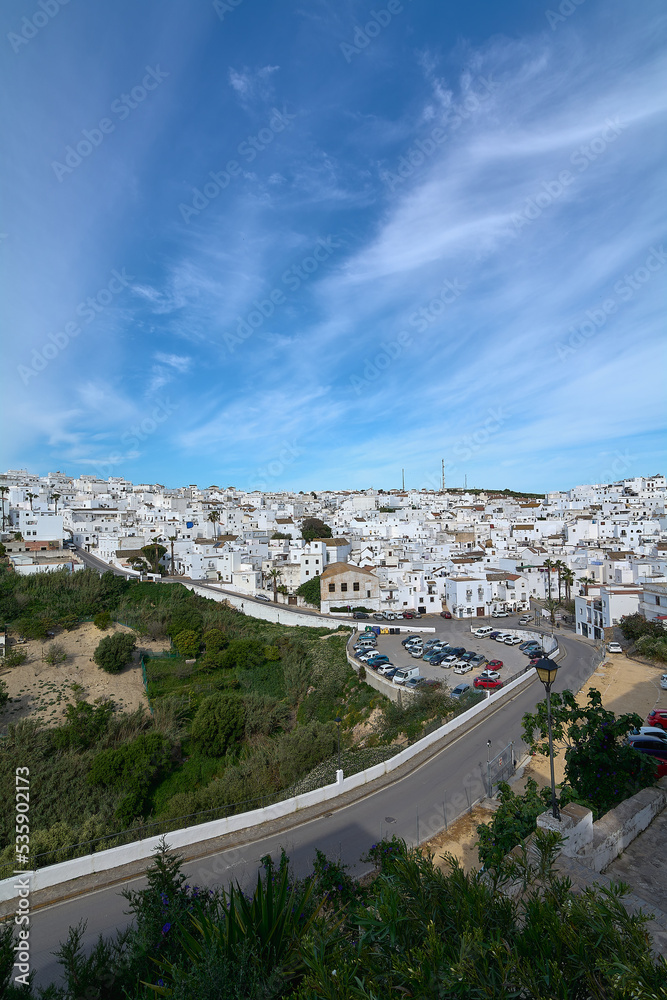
[93,610,112,630]
[219,638,266,671]
[191,694,245,757]
[296,575,321,607]
[172,629,202,658]
[89,731,172,822]
[52,699,115,751]
[476,778,549,869]
[203,628,226,653]
[93,632,137,673]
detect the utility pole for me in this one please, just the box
[401,468,405,491]
[464,474,467,490]
[441,459,445,492]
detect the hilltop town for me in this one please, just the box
[1,469,665,635]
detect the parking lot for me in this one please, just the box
[352,613,545,691]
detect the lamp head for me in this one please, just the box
[535,657,559,687]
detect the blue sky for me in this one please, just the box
[2,0,665,492]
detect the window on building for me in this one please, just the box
[341,583,348,592]
[430,596,434,602]
[367,590,371,598]
[353,582,360,592]
[305,559,309,564]
[328,583,335,593]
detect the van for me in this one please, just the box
[393,665,421,685]
[474,626,494,637]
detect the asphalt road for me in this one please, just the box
[26,623,596,989]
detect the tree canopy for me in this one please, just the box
[300,517,332,542]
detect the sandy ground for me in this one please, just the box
[0,623,169,731]
[421,650,667,871]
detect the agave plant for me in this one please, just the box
[147,853,328,994]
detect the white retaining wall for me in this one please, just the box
[179,582,343,630]
[0,668,536,903]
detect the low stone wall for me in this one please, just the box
[537,777,667,873]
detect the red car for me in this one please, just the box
[657,757,667,778]
[646,710,667,732]
[474,675,503,690]
[486,659,503,669]
[440,611,452,619]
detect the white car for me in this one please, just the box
[495,633,512,642]
[492,610,509,618]
[477,669,501,681]
[410,648,424,658]
[504,636,522,646]
[607,641,623,654]
[519,616,532,624]
[661,674,667,691]
[377,662,396,675]
[453,662,473,674]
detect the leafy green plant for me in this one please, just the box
[476,777,550,869]
[172,630,201,658]
[3,648,27,668]
[522,687,657,817]
[296,575,321,607]
[190,694,245,757]
[94,610,112,630]
[93,632,137,673]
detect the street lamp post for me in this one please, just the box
[335,715,342,774]
[534,657,560,820]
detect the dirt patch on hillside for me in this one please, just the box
[0,623,169,731]
[422,804,497,873]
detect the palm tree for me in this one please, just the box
[26,492,38,511]
[51,492,61,514]
[207,509,220,539]
[553,560,565,603]
[268,567,282,603]
[168,534,178,576]
[578,575,596,596]
[0,486,8,530]
[562,568,574,602]
[543,559,554,601]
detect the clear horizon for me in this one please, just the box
[2,0,665,493]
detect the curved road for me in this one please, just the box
[27,619,597,988]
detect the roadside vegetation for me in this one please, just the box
[1,833,662,998]
[0,566,461,874]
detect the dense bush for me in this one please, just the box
[190,694,245,757]
[172,630,201,658]
[296,575,320,607]
[635,634,667,664]
[523,687,657,817]
[476,777,550,869]
[45,642,67,665]
[89,732,172,822]
[93,632,137,673]
[6,835,664,998]
[618,612,666,642]
[94,610,112,630]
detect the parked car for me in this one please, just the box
[607,641,623,654]
[628,727,667,741]
[661,674,667,691]
[377,662,397,675]
[495,633,512,642]
[519,641,538,650]
[255,594,271,602]
[474,675,503,690]
[474,626,495,638]
[382,668,399,680]
[404,676,424,691]
[373,613,384,621]
[450,683,471,699]
[519,615,532,624]
[504,636,521,646]
[353,612,370,620]
[410,648,424,658]
[488,631,502,639]
[491,610,509,618]
[453,662,473,674]
[440,611,452,619]
[486,659,504,669]
[401,635,420,645]
[393,666,421,685]
[627,736,667,758]
[366,654,390,665]
[646,710,667,731]
[523,645,544,656]
[403,611,415,619]
[477,669,501,681]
